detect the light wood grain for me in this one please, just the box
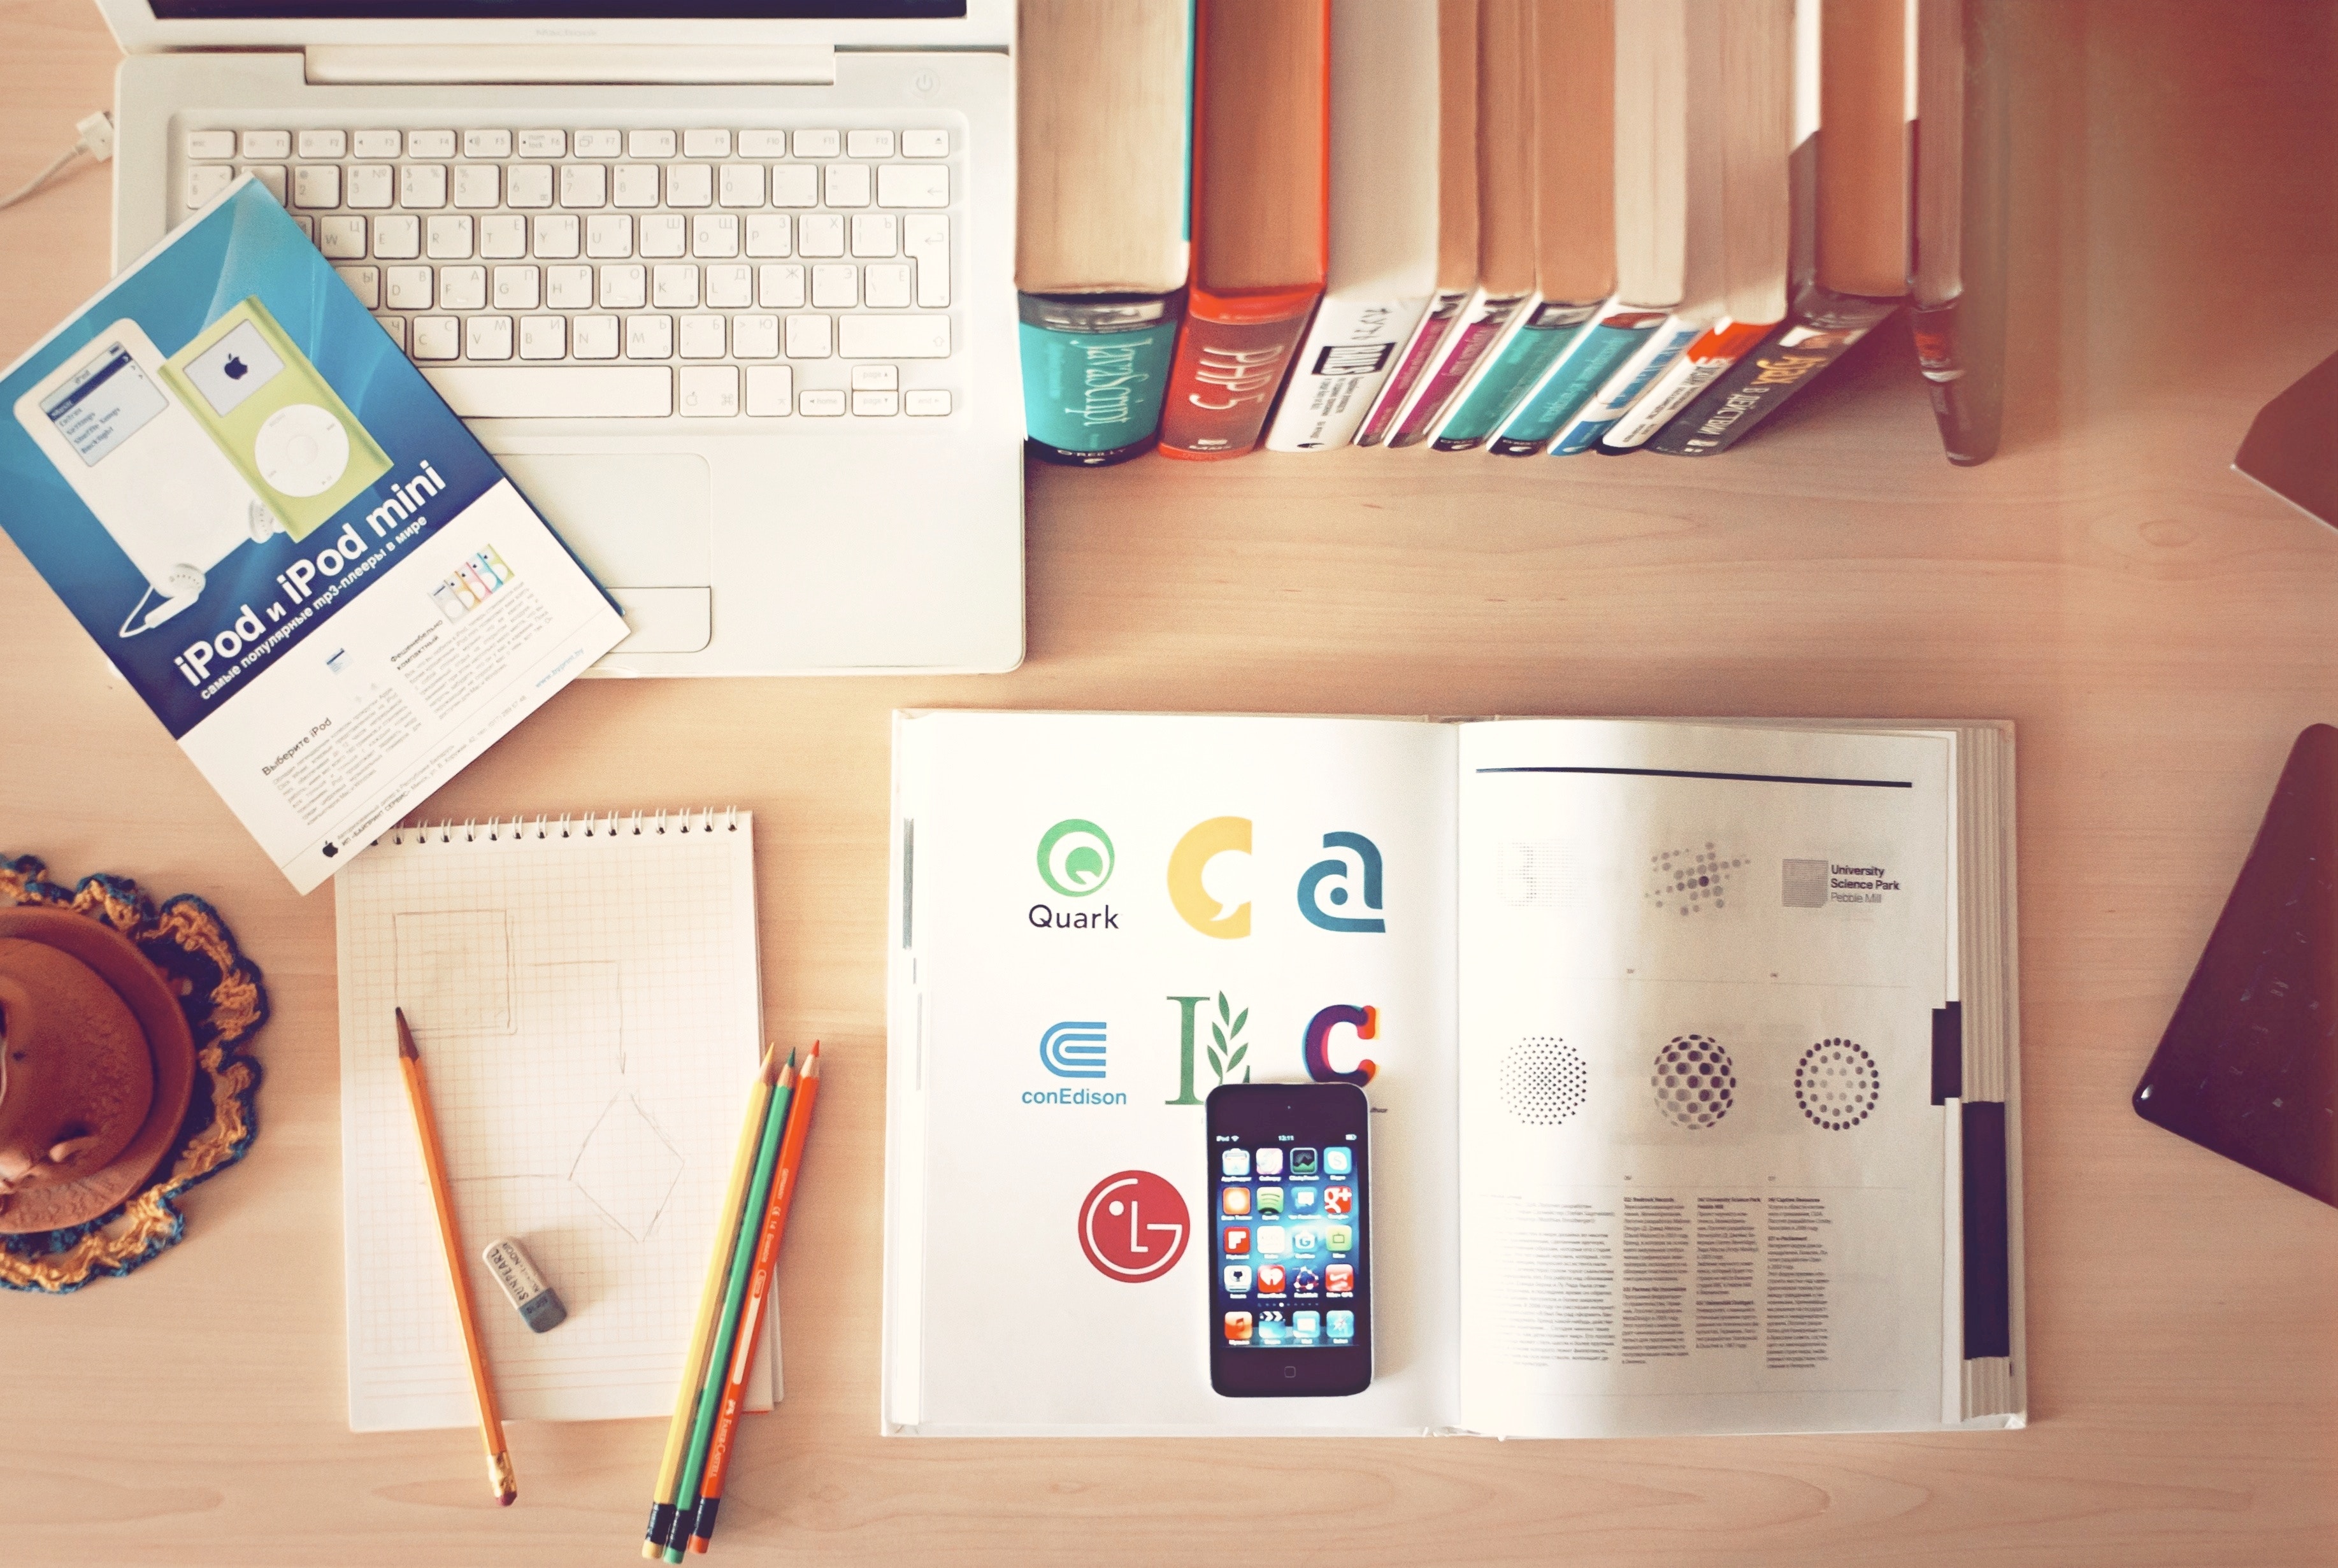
[1,2,2335,1564]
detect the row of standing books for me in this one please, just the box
[1015,0,2006,468]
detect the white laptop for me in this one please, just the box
[95,0,1023,676]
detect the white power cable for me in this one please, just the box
[0,111,115,212]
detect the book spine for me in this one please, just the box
[1549,318,1709,455]
[1596,319,1775,452]
[1909,297,1986,464]
[1486,305,1661,456]
[1016,295,1183,467]
[1385,289,1531,448]
[1353,289,1469,446]
[1263,293,1432,452]
[1644,289,1899,455]
[1157,299,1320,460]
[1428,300,1600,452]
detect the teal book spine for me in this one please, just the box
[1486,307,1665,456]
[1017,294,1184,467]
[1427,301,1600,453]
[1549,318,1706,455]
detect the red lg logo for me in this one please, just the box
[1076,1169,1190,1283]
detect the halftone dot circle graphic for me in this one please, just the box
[1651,1033,1736,1129]
[1795,1037,1881,1130]
[1647,841,1749,915]
[1501,1036,1588,1127]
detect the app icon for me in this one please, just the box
[1256,1187,1284,1216]
[1290,1148,1319,1176]
[1256,1264,1287,1294]
[1326,1225,1354,1252]
[1223,1227,1250,1255]
[1256,1224,1289,1257]
[1223,1264,1252,1293]
[1324,1146,1352,1176]
[1255,1148,1284,1178]
[1290,1186,1319,1213]
[1221,1148,1251,1178]
[1221,1186,1252,1217]
[1292,1311,1321,1341]
[1323,1185,1354,1216]
[1293,1228,1318,1254]
[1292,1266,1321,1294]
[1223,1311,1252,1343]
[1326,1264,1354,1294]
[1327,1309,1354,1341]
[1259,1318,1286,1346]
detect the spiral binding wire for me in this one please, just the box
[375,806,741,846]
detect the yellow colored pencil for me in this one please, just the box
[643,1043,778,1556]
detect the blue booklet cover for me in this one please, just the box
[0,178,628,892]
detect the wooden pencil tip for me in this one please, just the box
[759,1043,782,1085]
[803,1048,822,1080]
[394,1006,419,1060]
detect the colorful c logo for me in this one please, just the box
[1037,818,1115,897]
[1168,816,1251,939]
[1304,1004,1379,1087]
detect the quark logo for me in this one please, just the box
[1040,1020,1108,1079]
[1304,1004,1379,1087]
[1037,818,1115,898]
[1168,816,1251,939]
[1298,832,1385,933]
[1077,1169,1189,1283]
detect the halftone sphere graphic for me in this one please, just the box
[1795,1037,1881,1130]
[1501,1036,1588,1127]
[1651,1033,1736,1129]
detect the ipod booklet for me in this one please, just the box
[0,177,625,893]
[884,712,2026,1438]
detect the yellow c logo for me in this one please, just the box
[1168,816,1251,939]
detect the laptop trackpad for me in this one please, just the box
[491,452,712,654]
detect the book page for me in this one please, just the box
[1454,720,1954,1437]
[889,712,1459,1434]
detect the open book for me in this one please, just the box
[884,713,2022,1437]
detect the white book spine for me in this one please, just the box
[1597,322,1752,450]
[1547,316,1707,455]
[1263,292,1435,452]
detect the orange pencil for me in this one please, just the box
[685,1042,823,1552]
[395,1007,516,1507]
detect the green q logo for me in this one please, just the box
[1038,819,1115,897]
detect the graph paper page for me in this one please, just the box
[336,813,771,1431]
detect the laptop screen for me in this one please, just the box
[147,2,963,15]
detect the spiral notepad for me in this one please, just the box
[334,809,771,1432]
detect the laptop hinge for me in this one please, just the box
[305,45,838,87]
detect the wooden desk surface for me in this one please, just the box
[3,2,2335,1563]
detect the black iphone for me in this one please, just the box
[1206,1081,1372,1397]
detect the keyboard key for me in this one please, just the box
[375,214,422,258]
[185,129,236,160]
[851,364,898,390]
[847,129,895,159]
[905,388,952,416]
[811,264,856,309]
[248,166,286,204]
[738,129,787,157]
[374,313,405,351]
[629,129,678,159]
[506,164,554,208]
[679,365,739,416]
[466,315,514,360]
[413,316,460,360]
[519,315,566,360]
[346,164,394,208]
[317,215,367,258]
[599,264,647,308]
[824,164,871,208]
[463,129,512,159]
[745,214,791,257]
[292,164,341,208]
[785,315,832,359]
[704,264,753,308]
[640,214,686,258]
[440,265,487,310]
[533,213,581,259]
[453,164,500,208]
[795,129,840,159]
[652,264,699,308]
[666,164,713,209]
[745,364,792,415]
[352,129,402,159]
[626,315,673,359]
[798,387,845,417]
[334,265,381,308]
[719,164,765,208]
[879,164,949,208]
[692,214,739,258]
[680,315,726,359]
[294,215,315,243]
[612,164,661,208]
[863,262,912,308]
[851,213,898,257]
[560,164,608,208]
[682,128,732,159]
[797,214,843,257]
[586,214,633,257]
[297,129,346,159]
[769,166,818,208]
[480,215,529,259]
[731,314,779,359]
[838,315,949,359]
[241,129,290,160]
[400,164,448,208]
[185,164,234,207]
[571,314,620,359]
[407,129,456,159]
[902,129,949,159]
[384,266,433,309]
[424,365,672,418]
[757,263,805,309]
[573,129,622,158]
[493,265,541,310]
[545,264,595,309]
[426,215,473,258]
[904,213,949,306]
[517,129,566,158]
[852,390,899,417]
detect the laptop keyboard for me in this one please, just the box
[182,124,959,422]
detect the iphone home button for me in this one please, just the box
[1282,1365,1298,1379]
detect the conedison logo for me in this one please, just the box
[1037,818,1115,897]
[1040,1020,1108,1078]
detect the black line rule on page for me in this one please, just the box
[1475,767,1914,789]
